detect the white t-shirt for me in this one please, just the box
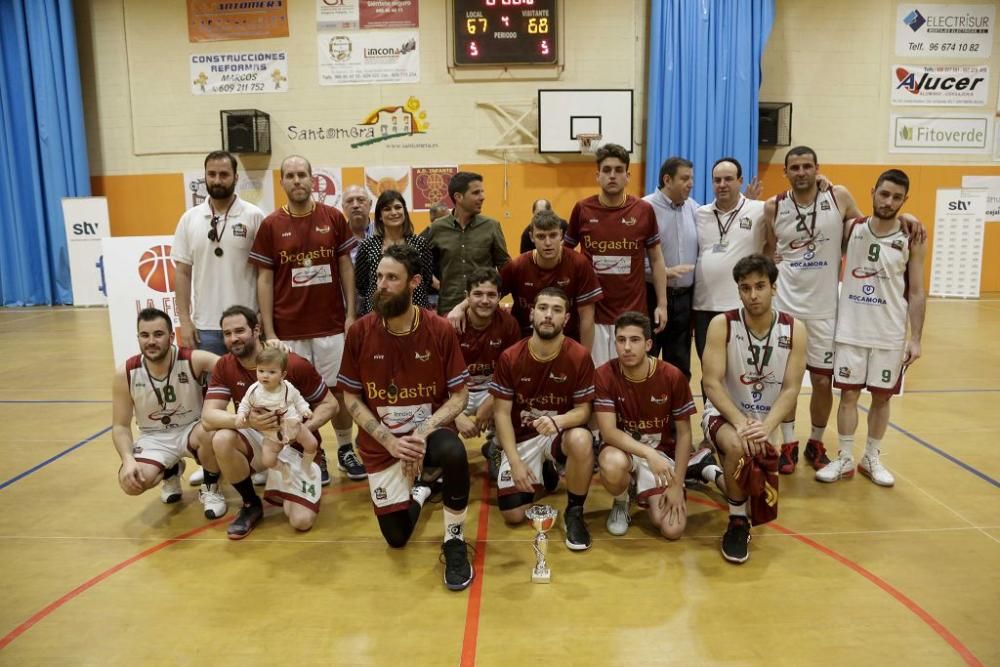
[693,196,766,312]
[172,196,264,330]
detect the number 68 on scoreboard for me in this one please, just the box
[453,0,558,66]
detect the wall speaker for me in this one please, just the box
[220,109,271,154]
[759,102,792,147]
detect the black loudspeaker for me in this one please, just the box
[759,102,791,147]
[220,109,271,154]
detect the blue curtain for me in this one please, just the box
[0,0,90,306]
[645,0,775,204]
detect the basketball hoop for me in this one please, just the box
[576,133,602,155]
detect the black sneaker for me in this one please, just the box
[227,501,263,541]
[563,505,591,551]
[337,444,367,481]
[684,447,718,488]
[319,451,331,487]
[441,539,474,591]
[721,515,751,564]
[481,440,500,481]
[542,460,559,493]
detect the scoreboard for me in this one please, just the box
[453,0,558,66]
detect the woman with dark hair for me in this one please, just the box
[354,190,434,314]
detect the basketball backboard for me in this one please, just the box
[537,89,633,154]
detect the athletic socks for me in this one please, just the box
[865,437,882,459]
[335,428,353,447]
[232,476,260,506]
[203,469,221,486]
[162,463,179,479]
[567,491,587,511]
[443,507,467,543]
[811,425,826,442]
[838,435,855,460]
[781,421,795,444]
[728,497,748,518]
[613,490,629,503]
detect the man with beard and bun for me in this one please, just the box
[490,288,597,551]
[702,255,806,564]
[564,143,668,366]
[203,305,339,538]
[596,311,723,539]
[448,209,602,350]
[111,308,226,520]
[338,245,474,592]
[761,146,923,476]
[816,170,926,487]
[252,155,365,484]
[453,269,522,475]
[173,151,264,355]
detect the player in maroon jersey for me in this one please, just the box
[337,245,475,591]
[564,143,669,366]
[454,269,522,447]
[448,209,602,349]
[111,308,223,518]
[250,154,365,483]
[202,305,339,539]
[490,288,597,551]
[595,311,722,540]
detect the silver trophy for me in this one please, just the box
[525,504,558,583]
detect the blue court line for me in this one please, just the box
[0,400,110,404]
[0,426,111,492]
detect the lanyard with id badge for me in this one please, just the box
[712,199,746,253]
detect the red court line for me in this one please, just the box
[459,474,492,667]
[0,481,368,651]
[688,496,982,667]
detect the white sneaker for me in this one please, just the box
[199,483,228,519]
[606,498,631,536]
[411,482,432,506]
[815,456,855,483]
[251,470,268,485]
[859,453,895,487]
[160,459,186,503]
[188,466,205,486]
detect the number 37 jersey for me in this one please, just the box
[704,309,795,423]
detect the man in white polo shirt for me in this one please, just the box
[692,157,767,362]
[173,151,264,355]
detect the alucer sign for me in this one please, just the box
[891,65,989,106]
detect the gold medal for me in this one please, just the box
[387,382,398,399]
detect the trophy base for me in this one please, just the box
[531,570,551,584]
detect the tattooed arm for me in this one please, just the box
[343,392,423,462]
[414,386,468,438]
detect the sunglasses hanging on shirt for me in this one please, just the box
[207,197,235,257]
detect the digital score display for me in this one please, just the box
[453,0,558,66]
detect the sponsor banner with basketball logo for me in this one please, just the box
[364,166,412,209]
[889,113,991,153]
[360,0,419,29]
[896,4,994,57]
[311,166,344,208]
[62,197,109,306]
[102,236,180,366]
[411,166,456,210]
[187,0,289,43]
[190,51,288,95]
[317,29,419,85]
[890,65,989,106]
[318,0,360,28]
[182,170,275,214]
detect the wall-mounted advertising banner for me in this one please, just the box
[889,114,991,153]
[182,171,275,214]
[360,0,419,29]
[311,167,344,208]
[364,166,413,209]
[187,0,289,42]
[318,29,419,85]
[318,0,359,28]
[190,51,288,95]
[896,4,994,58]
[890,65,989,106]
[103,236,181,367]
[62,197,109,306]
[411,166,457,210]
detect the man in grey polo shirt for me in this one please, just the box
[427,171,511,314]
[643,157,698,378]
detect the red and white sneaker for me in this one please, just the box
[804,439,831,470]
[778,442,799,474]
[859,453,895,487]
[815,456,855,483]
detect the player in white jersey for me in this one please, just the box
[761,145,868,476]
[111,308,226,519]
[816,169,926,487]
[702,255,806,563]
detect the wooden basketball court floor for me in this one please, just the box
[0,301,997,666]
